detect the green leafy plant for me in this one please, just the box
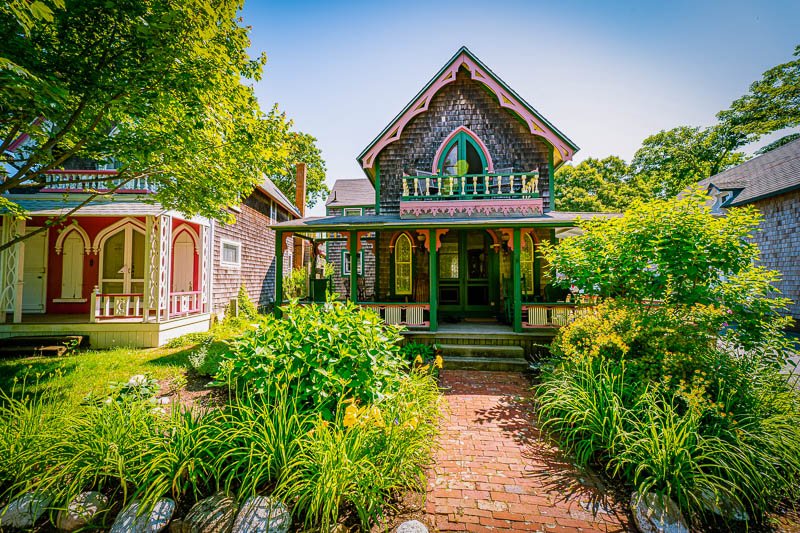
[216,298,408,420]
[283,267,309,301]
[237,285,258,320]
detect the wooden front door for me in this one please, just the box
[21,228,48,313]
[438,230,498,320]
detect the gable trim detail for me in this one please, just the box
[358,48,578,172]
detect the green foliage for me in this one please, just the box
[555,156,645,212]
[278,371,441,531]
[237,285,258,320]
[755,133,800,154]
[537,191,800,526]
[216,299,407,420]
[283,267,308,301]
[719,45,800,137]
[543,191,793,359]
[399,342,435,364]
[631,125,748,198]
[0,0,326,251]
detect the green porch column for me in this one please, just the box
[512,228,522,332]
[349,231,358,302]
[275,230,283,316]
[310,238,317,300]
[429,228,438,332]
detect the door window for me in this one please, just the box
[100,225,146,294]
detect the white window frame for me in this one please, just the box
[343,207,363,217]
[220,239,242,268]
[342,250,364,276]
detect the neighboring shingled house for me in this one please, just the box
[699,137,800,325]
[325,179,376,300]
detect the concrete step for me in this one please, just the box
[442,356,530,372]
[437,343,525,359]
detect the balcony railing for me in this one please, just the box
[359,302,430,328]
[90,290,205,321]
[402,171,539,201]
[40,170,153,193]
[521,303,595,328]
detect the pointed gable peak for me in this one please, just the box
[357,46,578,176]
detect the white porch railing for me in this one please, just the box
[169,291,204,318]
[90,289,205,321]
[521,303,594,328]
[41,170,153,193]
[359,303,430,328]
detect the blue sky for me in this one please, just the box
[240,0,800,214]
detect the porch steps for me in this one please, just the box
[438,344,529,372]
[0,335,87,358]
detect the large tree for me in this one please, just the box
[631,125,747,198]
[554,156,646,212]
[0,0,326,251]
[718,45,800,136]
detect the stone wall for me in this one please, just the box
[749,189,800,324]
[212,193,294,316]
[376,67,552,214]
[325,207,376,300]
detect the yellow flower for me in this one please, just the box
[434,355,443,369]
[343,404,359,428]
[402,416,419,430]
[414,355,423,365]
[421,364,430,373]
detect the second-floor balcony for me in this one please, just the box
[400,171,544,219]
[39,170,153,194]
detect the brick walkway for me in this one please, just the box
[425,370,632,532]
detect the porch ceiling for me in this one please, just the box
[269,211,620,232]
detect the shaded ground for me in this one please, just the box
[425,370,632,532]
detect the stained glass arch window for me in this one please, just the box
[521,233,535,296]
[395,233,413,295]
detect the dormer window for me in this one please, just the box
[436,128,490,176]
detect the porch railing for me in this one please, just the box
[90,289,205,321]
[169,291,204,318]
[401,171,539,201]
[40,170,153,193]
[359,303,430,328]
[521,303,594,328]
[91,292,145,320]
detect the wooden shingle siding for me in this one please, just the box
[377,68,552,215]
[326,207,376,300]
[212,192,293,315]
[751,189,800,323]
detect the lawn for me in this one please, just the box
[0,342,197,406]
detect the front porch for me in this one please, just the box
[271,212,611,350]
[0,195,214,348]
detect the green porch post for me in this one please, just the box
[310,238,317,300]
[349,231,358,302]
[428,228,438,332]
[275,230,283,316]
[512,228,522,332]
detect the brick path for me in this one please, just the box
[425,370,632,532]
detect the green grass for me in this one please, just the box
[0,344,197,406]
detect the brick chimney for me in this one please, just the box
[293,162,307,270]
[295,162,307,217]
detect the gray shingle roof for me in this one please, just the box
[699,138,800,206]
[257,175,301,217]
[325,179,375,208]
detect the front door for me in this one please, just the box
[22,228,47,313]
[100,225,146,294]
[172,231,194,292]
[438,230,498,320]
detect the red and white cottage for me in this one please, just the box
[0,164,304,347]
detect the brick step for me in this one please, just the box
[442,356,529,372]
[437,343,525,359]
[0,335,86,358]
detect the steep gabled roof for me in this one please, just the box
[699,137,800,206]
[356,46,579,181]
[257,175,301,218]
[325,178,375,208]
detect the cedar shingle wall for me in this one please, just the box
[377,68,552,214]
[326,207,376,300]
[212,194,293,315]
[750,190,800,323]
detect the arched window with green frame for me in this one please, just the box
[520,233,535,296]
[394,233,413,295]
[434,127,492,176]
